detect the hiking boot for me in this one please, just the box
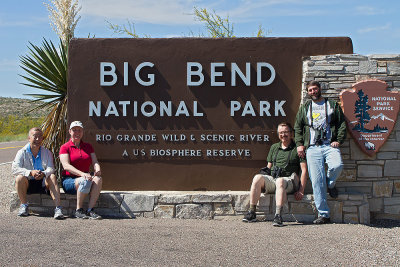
[75,208,89,219]
[313,216,331,224]
[54,207,65,220]
[328,186,339,198]
[242,211,257,223]
[87,209,102,220]
[17,205,29,217]
[272,214,283,227]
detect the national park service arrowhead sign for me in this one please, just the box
[340,79,399,156]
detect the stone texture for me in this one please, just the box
[154,205,175,218]
[97,193,124,209]
[95,207,133,219]
[258,194,271,207]
[343,206,357,213]
[373,181,393,198]
[384,205,400,214]
[232,193,250,212]
[383,197,400,205]
[176,204,212,219]
[384,160,400,177]
[387,62,400,75]
[394,180,400,193]
[348,194,365,201]
[350,140,376,160]
[359,60,377,74]
[377,152,398,160]
[191,193,232,203]
[380,141,400,152]
[214,203,235,216]
[359,203,370,224]
[122,194,156,212]
[327,201,343,223]
[158,194,191,204]
[338,169,356,181]
[358,165,382,178]
[308,65,344,71]
[343,213,359,224]
[368,198,383,212]
[290,202,314,214]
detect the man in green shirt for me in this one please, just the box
[242,122,308,226]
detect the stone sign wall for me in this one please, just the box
[68,37,352,191]
[303,54,400,220]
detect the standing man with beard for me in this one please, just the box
[294,80,346,224]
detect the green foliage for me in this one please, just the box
[193,7,234,38]
[0,115,44,141]
[19,38,68,177]
[106,7,268,39]
[107,19,150,38]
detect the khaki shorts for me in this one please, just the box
[262,172,299,194]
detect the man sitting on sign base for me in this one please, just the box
[12,127,64,219]
[242,122,307,226]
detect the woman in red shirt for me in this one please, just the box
[60,121,102,219]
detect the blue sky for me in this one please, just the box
[1,0,399,99]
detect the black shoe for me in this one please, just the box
[242,211,257,222]
[87,209,102,220]
[272,214,283,227]
[75,208,89,219]
[328,186,338,198]
[313,216,331,224]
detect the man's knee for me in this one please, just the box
[275,178,286,189]
[330,161,343,172]
[252,174,264,187]
[15,175,28,185]
[46,174,57,184]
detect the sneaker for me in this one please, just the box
[242,211,257,223]
[87,209,102,220]
[272,214,283,227]
[17,205,29,217]
[75,208,89,219]
[328,186,339,198]
[54,207,65,220]
[313,216,331,224]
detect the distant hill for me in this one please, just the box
[0,97,49,118]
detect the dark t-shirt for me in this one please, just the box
[266,141,304,177]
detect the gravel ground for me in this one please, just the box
[0,164,14,214]
[1,163,400,266]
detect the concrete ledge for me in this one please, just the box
[10,191,370,224]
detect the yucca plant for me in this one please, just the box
[19,38,68,177]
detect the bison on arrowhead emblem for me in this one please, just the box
[340,79,399,156]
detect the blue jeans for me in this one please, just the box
[306,144,343,218]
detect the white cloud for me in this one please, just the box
[81,0,199,25]
[355,6,385,15]
[358,23,391,34]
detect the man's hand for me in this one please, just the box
[297,146,306,159]
[331,141,340,148]
[294,189,304,201]
[31,170,44,180]
[94,170,101,177]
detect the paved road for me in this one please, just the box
[0,212,399,266]
[0,141,26,164]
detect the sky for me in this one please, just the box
[1,0,399,99]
